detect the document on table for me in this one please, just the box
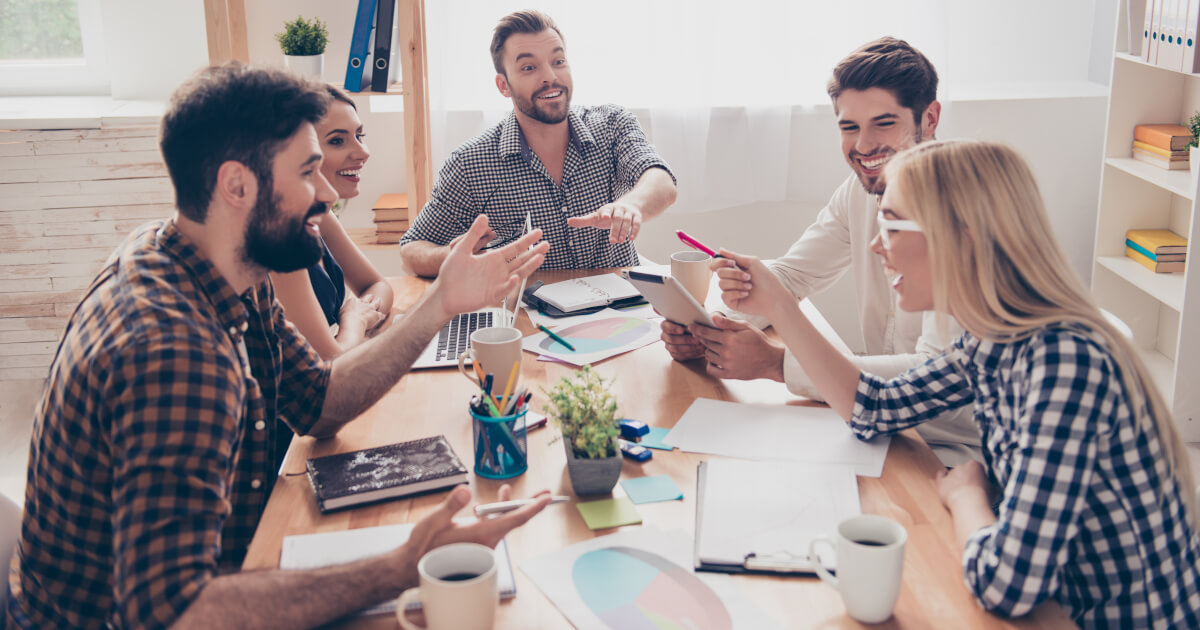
[279,523,516,615]
[663,398,890,477]
[695,460,860,574]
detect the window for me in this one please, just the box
[0,0,108,96]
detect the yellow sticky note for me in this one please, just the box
[575,497,642,530]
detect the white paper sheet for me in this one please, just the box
[521,527,783,630]
[663,398,891,477]
[279,523,516,615]
[522,313,662,366]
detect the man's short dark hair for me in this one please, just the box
[489,10,564,76]
[827,37,938,126]
[160,63,329,222]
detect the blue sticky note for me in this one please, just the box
[620,475,683,504]
[639,426,674,450]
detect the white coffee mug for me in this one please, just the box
[458,326,523,397]
[670,250,713,304]
[808,514,907,624]
[397,543,499,630]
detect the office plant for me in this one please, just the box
[275,15,328,79]
[543,366,621,495]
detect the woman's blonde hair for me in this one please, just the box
[885,139,1197,527]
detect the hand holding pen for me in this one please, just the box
[712,249,790,320]
[676,230,724,259]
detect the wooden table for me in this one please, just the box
[243,270,1072,629]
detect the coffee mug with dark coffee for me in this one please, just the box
[808,514,907,623]
[396,543,498,630]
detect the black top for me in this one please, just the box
[306,240,346,326]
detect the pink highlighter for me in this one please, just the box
[675,230,723,259]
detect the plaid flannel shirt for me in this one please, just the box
[5,220,331,629]
[851,323,1200,628]
[399,104,674,270]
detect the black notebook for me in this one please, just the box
[306,435,469,513]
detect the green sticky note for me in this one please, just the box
[620,475,683,504]
[639,426,674,450]
[576,497,642,530]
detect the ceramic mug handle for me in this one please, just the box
[457,349,481,387]
[395,588,425,630]
[809,536,838,589]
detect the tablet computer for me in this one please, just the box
[623,270,716,327]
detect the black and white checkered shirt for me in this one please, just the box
[399,105,674,270]
[851,323,1200,628]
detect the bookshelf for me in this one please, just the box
[1094,2,1200,441]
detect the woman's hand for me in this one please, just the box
[339,295,387,337]
[713,250,792,322]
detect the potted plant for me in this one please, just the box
[275,15,328,80]
[543,366,622,495]
[1189,110,1200,182]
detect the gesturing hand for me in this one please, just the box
[713,250,790,322]
[431,215,548,319]
[448,224,499,255]
[566,201,642,244]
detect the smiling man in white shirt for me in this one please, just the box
[662,37,980,465]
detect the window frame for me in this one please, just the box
[0,0,109,97]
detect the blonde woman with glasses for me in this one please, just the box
[713,139,1200,628]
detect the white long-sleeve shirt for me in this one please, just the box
[754,174,981,465]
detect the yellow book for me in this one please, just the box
[1126,246,1185,273]
[1126,229,1188,255]
[1132,140,1189,159]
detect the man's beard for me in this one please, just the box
[515,83,570,124]
[242,186,327,273]
[855,126,926,195]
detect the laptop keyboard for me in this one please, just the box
[435,311,493,361]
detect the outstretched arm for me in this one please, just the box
[566,167,676,243]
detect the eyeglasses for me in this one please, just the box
[876,212,922,249]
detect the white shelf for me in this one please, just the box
[1138,345,1176,404]
[1096,256,1186,311]
[1115,52,1200,76]
[1105,157,1196,200]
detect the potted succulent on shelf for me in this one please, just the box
[275,15,329,80]
[544,366,622,495]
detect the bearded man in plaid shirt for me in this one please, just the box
[5,64,553,630]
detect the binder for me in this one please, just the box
[1182,0,1200,71]
[371,0,395,92]
[1159,0,1186,70]
[1151,0,1164,62]
[1132,0,1150,57]
[693,459,860,575]
[344,0,378,92]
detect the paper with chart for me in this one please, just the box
[521,527,783,630]
[522,309,661,366]
[663,398,891,477]
[696,460,859,572]
[279,523,516,615]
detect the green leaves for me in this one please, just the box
[1189,111,1200,148]
[275,15,329,56]
[543,366,619,459]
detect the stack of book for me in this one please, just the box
[372,193,409,244]
[1132,124,1193,171]
[1126,228,1188,273]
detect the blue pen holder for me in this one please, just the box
[470,407,528,479]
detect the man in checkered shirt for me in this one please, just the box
[5,64,553,629]
[399,10,677,276]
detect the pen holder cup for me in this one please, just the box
[470,407,528,479]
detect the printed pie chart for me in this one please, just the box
[539,317,653,354]
[571,546,733,629]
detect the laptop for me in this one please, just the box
[410,307,507,369]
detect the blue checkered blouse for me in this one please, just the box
[852,323,1200,628]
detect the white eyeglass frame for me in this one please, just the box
[877,212,922,249]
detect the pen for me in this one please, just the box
[537,324,576,351]
[474,496,571,516]
[675,230,723,259]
